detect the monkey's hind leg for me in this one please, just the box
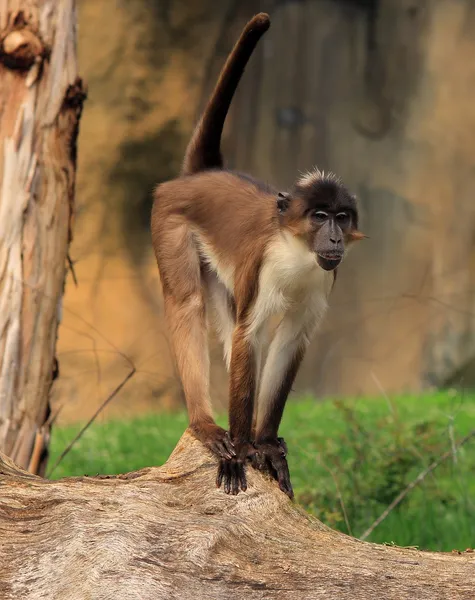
[159,224,235,461]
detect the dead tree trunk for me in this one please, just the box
[0,1,85,473]
[0,431,473,600]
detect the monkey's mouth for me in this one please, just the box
[317,253,342,271]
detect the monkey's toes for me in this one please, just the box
[216,442,254,495]
[253,439,294,499]
[216,458,247,495]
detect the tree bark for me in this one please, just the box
[0,431,473,600]
[0,0,85,472]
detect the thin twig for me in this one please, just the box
[359,428,475,541]
[448,417,457,465]
[28,427,48,475]
[67,252,78,287]
[444,385,466,466]
[46,367,136,478]
[370,370,394,416]
[317,454,353,537]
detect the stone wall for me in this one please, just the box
[54,0,475,423]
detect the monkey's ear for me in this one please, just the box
[348,230,368,242]
[277,192,291,214]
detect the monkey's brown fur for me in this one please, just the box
[151,13,364,497]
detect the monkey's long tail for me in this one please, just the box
[181,13,270,176]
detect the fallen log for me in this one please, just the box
[0,430,473,599]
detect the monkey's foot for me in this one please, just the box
[189,422,236,461]
[216,441,256,495]
[252,437,294,499]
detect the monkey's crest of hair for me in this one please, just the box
[296,168,342,188]
[294,167,358,216]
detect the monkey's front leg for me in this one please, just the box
[254,313,314,499]
[216,323,257,495]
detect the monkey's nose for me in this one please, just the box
[330,237,342,245]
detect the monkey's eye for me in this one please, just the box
[313,211,328,222]
[336,212,350,225]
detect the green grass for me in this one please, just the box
[49,390,475,552]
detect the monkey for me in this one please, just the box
[151,13,365,498]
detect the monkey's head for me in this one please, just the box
[277,169,365,271]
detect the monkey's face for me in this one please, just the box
[280,171,365,272]
[312,209,353,271]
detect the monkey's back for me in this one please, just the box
[152,170,278,267]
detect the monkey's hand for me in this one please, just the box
[190,422,236,460]
[252,437,293,499]
[216,440,256,495]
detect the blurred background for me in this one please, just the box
[55,0,475,422]
[48,0,475,550]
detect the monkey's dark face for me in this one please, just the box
[311,208,353,270]
[279,171,363,272]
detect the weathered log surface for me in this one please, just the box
[0,431,473,599]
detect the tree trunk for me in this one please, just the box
[0,0,84,472]
[0,431,473,600]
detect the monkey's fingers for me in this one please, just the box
[228,460,246,495]
[223,462,232,495]
[230,461,241,495]
[210,440,234,461]
[237,460,247,493]
[217,460,248,495]
[223,431,237,457]
[269,454,294,499]
[216,460,226,488]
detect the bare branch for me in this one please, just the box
[47,367,136,477]
[359,428,475,541]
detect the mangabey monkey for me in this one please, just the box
[151,13,364,498]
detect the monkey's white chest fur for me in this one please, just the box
[247,231,333,337]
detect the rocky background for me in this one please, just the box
[54,0,475,423]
